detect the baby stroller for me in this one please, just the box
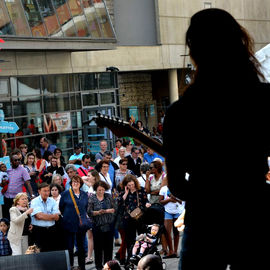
[125,203,166,270]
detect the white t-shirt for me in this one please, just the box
[159,186,185,215]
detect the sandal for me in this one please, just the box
[85,257,93,264]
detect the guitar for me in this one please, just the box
[82,113,165,157]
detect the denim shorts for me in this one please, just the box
[164,211,180,220]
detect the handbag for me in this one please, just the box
[69,188,92,231]
[128,192,143,220]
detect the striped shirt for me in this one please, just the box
[5,166,30,199]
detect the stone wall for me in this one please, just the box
[118,73,158,131]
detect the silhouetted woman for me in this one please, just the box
[163,8,270,270]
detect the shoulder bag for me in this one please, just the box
[128,192,143,220]
[69,188,92,231]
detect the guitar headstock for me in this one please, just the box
[83,113,133,138]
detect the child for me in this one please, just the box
[130,224,160,262]
[0,218,12,256]
[0,163,9,195]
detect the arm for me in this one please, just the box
[144,171,151,194]
[25,180,34,197]
[35,212,59,221]
[10,208,31,224]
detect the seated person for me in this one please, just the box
[131,224,160,261]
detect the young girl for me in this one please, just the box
[0,218,12,256]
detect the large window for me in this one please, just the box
[0,0,115,39]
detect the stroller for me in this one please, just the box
[124,203,166,270]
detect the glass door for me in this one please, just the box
[83,106,116,156]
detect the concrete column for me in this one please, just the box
[168,69,179,104]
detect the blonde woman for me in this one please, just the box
[8,193,33,255]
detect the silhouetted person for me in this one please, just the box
[163,8,270,270]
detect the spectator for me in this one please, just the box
[95,151,119,189]
[143,147,164,165]
[19,144,28,161]
[39,137,56,157]
[145,161,166,204]
[41,155,65,184]
[112,139,122,159]
[77,154,94,177]
[8,192,33,255]
[0,163,9,195]
[2,154,34,220]
[114,158,134,191]
[137,254,163,270]
[59,175,89,270]
[50,183,62,208]
[127,146,142,177]
[64,164,77,190]
[43,150,53,168]
[136,121,150,136]
[118,175,151,259]
[24,152,39,196]
[103,260,121,270]
[95,140,108,163]
[88,181,116,270]
[123,140,133,157]
[51,174,64,191]
[137,162,150,189]
[28,119,36,134]
[30,182,60,252]
[0,218,12,256]
[1,138,7,157]
[81,169,100,195]
[96,160,113,194]
[69,144,85,169]
[53,148,66,168]
[114,146,126,167]
[33,148,46,183]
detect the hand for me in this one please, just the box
[29,224,33,231]
[145,203,151,208]
[145,170,151,179]
[124,186,129,194]
[26,208,34,215]
[99,209,106,215]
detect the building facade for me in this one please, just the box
[1,0,270,158]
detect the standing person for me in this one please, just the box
[159,180,184,259]
[77,154,94,178]
[112,139,122,159]
[19,144,28,162]
[163,8,270,270]
[33,148,46,183]
[136,121,150,136]
[118,175,151,259]
[126,146,142,177]
[69,144,85,169]
[39,137,56,157]
[3,154,34,220]
[123,140,133,157]
[53,148,66,167]
[64,164,77,190]
[114,146,126,167]
[114,158,134,190]
[0,218,12,256]
[143,148,164,165]
[145,161,166,204]
[95,140,108,163]
[97,160,113,194]
[59,175,89,270]
[137,163,150,189]
[30,182,59,252]
[24,152,39,196]
[88,181,116,270]
[8,193,33,255]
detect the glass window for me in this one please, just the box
[100,92,114,105]
[67,0,89,37]
[80,74,97,90]
[54,130,73,149]
[82,93,98,106]
[0,79,9,96]
[0,1,15,35]
[36,0,63,37]
[12,96,42,117]
[71,111,77,128]
[23,0,47,37]
[0,97,12,118]
[43,94,70,113]
[76,93,82,109]
[17,77,41,96]
[98,72,115,89]
[5,0,31,36]
[93,0,114,38]
[70,93,76,110]
[81,0,102,37]
[52,0,77,37]
[43,75,69,93]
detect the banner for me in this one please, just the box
[44,112,72,133]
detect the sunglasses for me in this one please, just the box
[13,159,21,162]
[121,163,128,165]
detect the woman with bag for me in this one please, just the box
[118,175,151,260]
[59,175,90,270]
[88,181,116,270]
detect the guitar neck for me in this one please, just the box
[126,125,165,157]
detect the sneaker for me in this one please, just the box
[85,257,93,264]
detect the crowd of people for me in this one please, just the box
[0,126,184,270]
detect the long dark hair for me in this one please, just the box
[186,8,264,83]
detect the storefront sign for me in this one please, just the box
[44,112,72,133]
